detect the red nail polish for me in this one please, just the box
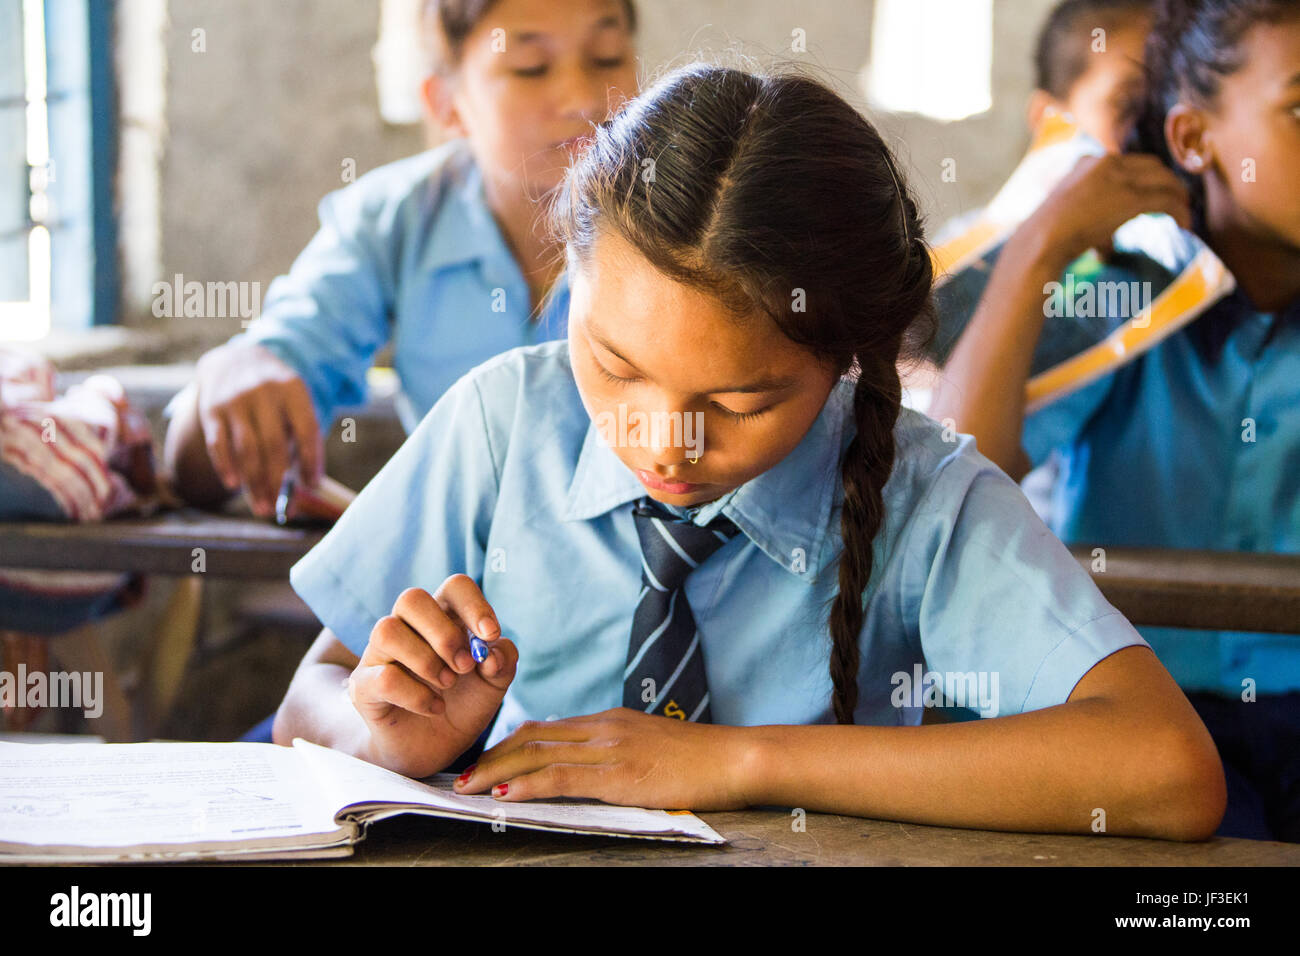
[465,764,477,774]
[455,772,469,784]
[492,783,508,797]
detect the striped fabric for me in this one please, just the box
[622,496,740,723]
[0,352,145,523]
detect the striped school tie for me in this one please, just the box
[623,496,740,723]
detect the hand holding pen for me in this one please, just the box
[349,576,517,778]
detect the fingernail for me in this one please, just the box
[478,617,497,637]
[492,783,508,797]
[454,649,473,671]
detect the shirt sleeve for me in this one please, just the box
[1020,371,1117,468]
[906,448,1148,715]
[233,182,397,431]
[288,370,502,657]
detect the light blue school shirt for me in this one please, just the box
[1022,225,1300,697]
[289,339,1146,749]
[230,139,570,433]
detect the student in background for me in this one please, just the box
[1030,0,1153,152]
[930,0,1300,840]
[913,0,1154,485]
[273,64,1225,840]
[929,0,1156,255]
[164,0,639,518]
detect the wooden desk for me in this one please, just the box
[1068,545,1300,634]
[0,508,324,579]
[2,512,1296,633]
[2,514,1296,631]
[0,511,325,735]
[280,810,1300,866]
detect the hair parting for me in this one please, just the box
[550,63,936,723]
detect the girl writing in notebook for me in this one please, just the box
[274,64,1226,840]
[930,0,1300,840]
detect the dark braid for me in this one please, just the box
[829,354,900,723]
[551,63,936,726]
[829,244,933,724]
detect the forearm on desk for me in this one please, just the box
[162,384,236,509]
[272,660,372,759]
[734,692,1223,841]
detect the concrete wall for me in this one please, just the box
[121,0,1059,328]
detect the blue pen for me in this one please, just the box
[469,633,489,663]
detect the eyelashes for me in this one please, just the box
[595,364,637,387]
[593,363,770,423]
[512,57,628,78]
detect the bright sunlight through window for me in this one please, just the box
[0,0,52,340]
[863,0,993,122]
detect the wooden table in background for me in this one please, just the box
[0,510,326,737]
[0,508,325,579]
[2,513,1297,630]
[1067,545,1300,634]
[3,515,1296,740]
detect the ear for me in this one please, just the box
[1164,103,1212,175]
[1026,89,1060,133]
[421,73,467,138]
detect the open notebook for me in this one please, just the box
[0,738,725,862]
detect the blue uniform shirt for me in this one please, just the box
[232,139,571,433]
[1022,226,1300,696]
[290,340,1146,748]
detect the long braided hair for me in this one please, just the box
[550,64,935,724]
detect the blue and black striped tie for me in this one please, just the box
[623,496,740,723]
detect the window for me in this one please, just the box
[373,0,425,126]
[0,0,117,340]
[863,0,993,122]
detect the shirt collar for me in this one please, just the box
[561,377,854,584]
[422,141,513,274]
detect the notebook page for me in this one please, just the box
[0,741,345,852]
[292,738,725,843]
